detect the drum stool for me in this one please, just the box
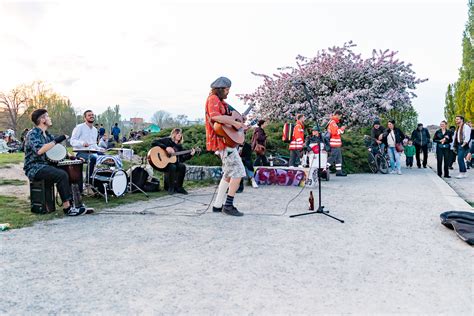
[30,180,56,214]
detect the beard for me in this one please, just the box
[86,117,95,124]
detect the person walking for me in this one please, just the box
[111,123,121,143]
[453,115,472,179]
[252,119,269,166]
[433,120,453,178]
[326,110,347,176]
[404,139,415,168]
[383,120,406,175]
[411,123,431,168]
[288,114,305,167]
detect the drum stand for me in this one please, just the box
[124,146,149,198]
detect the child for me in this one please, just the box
[404,139,415,168]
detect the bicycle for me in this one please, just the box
[265,151,290,167]
[363,135,389,174]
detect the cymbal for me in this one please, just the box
[73,148,104,153]
[122,140,143,145]
[109,148,126,151]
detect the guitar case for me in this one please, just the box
[440,211,474,245]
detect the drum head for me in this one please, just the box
[46,144,67,162]
[111,170,128,196]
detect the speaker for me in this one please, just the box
[30,180,56,214]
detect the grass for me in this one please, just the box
[0,179,27,186]
[0,152,24,167]
[0,178,215,230]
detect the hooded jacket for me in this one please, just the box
[327,116,345,148]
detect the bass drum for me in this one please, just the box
[92,168,128,197]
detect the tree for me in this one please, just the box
[175,114,189,126]
[0,85,28,132]
[239,42,426,127]
[445,84,456,125]
[96,105,122,134]
[445,1,474,123]
[151,110,175,128]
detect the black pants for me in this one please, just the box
[289,150,302,167]
[406,156,413,167]
[163,163,186,190]
[436,147,450,177]
[34,166,72,204]
[415,144,428,167]
[254,154,269,166]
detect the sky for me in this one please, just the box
[0,0,469,125]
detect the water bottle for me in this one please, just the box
[269,154,273,167]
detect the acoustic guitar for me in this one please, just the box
[213,104,255,148]
[147,146,201,170]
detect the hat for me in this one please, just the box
[373,119,381,126]
[210,77,231,88]
[312,125,320,131]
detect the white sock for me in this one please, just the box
[213,178,229,208]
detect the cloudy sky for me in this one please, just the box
[0,0,468,124]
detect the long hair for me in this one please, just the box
[210,88,227,100]
[170,128,183,144]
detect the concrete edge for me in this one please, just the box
[427,166,473,211]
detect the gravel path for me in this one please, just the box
[1,167,473,314]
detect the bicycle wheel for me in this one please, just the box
[376,154,389,174]
[368,152,378,173]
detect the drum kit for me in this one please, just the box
[45,140,149,204]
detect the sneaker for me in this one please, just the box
[212,206,222,213]
[423,166,427,168]
[455,173,467,179]
[397,170,402,175]
[390,170,396,174]
[175,187,188,195]
[251,178,259,188]
[222,205,244,216]
[66,206,87,216]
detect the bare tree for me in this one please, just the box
[0,85,28,132]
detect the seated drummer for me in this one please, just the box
[70,110,104,180]
[23,109,87,216]
[151,128,195,195]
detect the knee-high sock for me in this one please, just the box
[213,178,229,208]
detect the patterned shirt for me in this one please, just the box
[205,94,230,152]
[23,127,55,180]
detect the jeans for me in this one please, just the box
[289,150,302,167]
[415,144,428,167]
[457,146,468,173]
[76,152,100,179]
[34,166,72,203]
[406,156,413,167]
[388,147,401,172]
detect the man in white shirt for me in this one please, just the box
[454,115,472,179]
[70,110,104,180]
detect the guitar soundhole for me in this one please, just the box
[157,153,161,161]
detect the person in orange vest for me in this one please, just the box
[326,110,347,176]
[289,114,306,167]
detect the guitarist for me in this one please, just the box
[205,76,247,217]
[151,128,196,195]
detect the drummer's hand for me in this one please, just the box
[166,147,175,154]
[78,157,86,162]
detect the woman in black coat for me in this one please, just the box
[433,120,453,178]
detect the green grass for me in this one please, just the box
[0,152,24,167]
[0,178,215,230]
[0,179,27,186]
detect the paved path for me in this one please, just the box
[426,152,474,204]
[1,167,473,314]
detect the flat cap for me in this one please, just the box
[210,76,231,88]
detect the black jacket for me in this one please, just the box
[383,128,406,144]
[433,129,452,149]
[411,128,431,146]
[151,137,192,163]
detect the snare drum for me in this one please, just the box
[92,168,128,197]
[46,144,67,163]
[57,160,84,184]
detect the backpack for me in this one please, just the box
[282,123,295,143]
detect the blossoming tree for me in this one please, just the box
[239,42,427,127]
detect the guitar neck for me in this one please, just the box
[170,149,194,157]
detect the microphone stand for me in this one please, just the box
[289,82,344,223]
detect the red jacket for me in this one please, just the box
[327,116,345,148]
[289,120,305,151]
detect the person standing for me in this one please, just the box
[411,123,431,168]
[98,124,106,139]
[252,119,269,166]
[433,120,453,178]
[111,123,121,143]
[453,115,472,178]
[326,110,347,176]
[23,109,86,216]
[288,114,305,167]
[205,76,246,216]
[371,119,386,152]
[404,139,415,168]
[383,120,406,175]
[448,125,457,169]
